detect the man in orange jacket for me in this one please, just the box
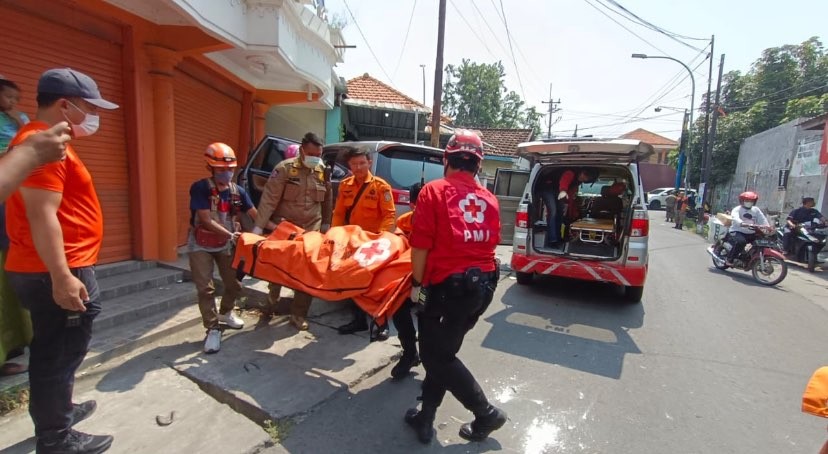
[390,182,422,379]
[333,147,396,338]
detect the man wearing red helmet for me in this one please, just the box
[189,142,258,353]
[404,129,506,444]
[726,191,769,265]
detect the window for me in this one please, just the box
[375,151,444,190]
[258,140,292,174]
[494,170,529,198]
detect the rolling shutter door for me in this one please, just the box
[174,67,242,245]
[0,5,132,263]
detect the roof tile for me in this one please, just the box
[620,128,678,146]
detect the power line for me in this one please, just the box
[626,52,710,121]
[486,0,546,92]
[553,111,681,133]
[343,0,395,84]
[498,0,527,101]
[582,0,673,59]
[392,0,419,80]
[600,0,707,51]
[725,82,828,110]
[448,0,497,59]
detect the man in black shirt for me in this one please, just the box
[784,197,826,252]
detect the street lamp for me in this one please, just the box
[632,53,696,193]
[654,106,686,113]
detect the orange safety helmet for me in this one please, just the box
[445,129,484,160]
[738,191,758,203]
[204,142,238,168]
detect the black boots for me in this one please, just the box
[458,405,508,441]
[390,353,420,379]
[404,406,436,444]
[70,400,97,427]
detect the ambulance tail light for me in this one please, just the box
[392,189,410,205]
[631,210,649,237]
[516,206,529,229]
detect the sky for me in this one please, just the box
[322,0,828,141]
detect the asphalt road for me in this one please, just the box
[273,219,828,454]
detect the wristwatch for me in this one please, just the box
[412,278,422,288]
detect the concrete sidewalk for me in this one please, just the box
[0,302,401,454]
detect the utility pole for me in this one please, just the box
[431,0,447,148]
[419,64,426,105]
[675,109,690,191]
[700,53,726,217]
[573,125,578,138]
[541,84,561,139]
[699,35,715,192]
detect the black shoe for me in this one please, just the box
[459,406,507,442]
[371,324,390,342]
[391,354,420,379]
[36,429,113,454]
[71,400,97,427]
[404,408,435,444]
[337,319,369,335]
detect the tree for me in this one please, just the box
[442,59,542,134]
[686,37,828,191]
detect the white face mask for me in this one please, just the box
[64,101,100,137]
[743,202,754,208]
[303,155,322,168]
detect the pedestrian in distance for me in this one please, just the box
[5,67,119,454]
[664,192,676,223]
[188,143,258,354]
[674,191,688,229]
[404,129,506,444]
[333,147,396,340]
[252,132,332,332]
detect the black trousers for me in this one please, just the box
[728,232,756,260]
[417,273,496,414]
[392,298,417,357]
[7,267,101,441]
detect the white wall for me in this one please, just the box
[266,105,326,141]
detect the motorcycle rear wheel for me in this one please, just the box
[751,256,787,286]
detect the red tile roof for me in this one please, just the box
[346,73,452,124]
[473,128,535,157]
[620,128,678,147]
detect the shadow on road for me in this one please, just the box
[481,276,644,380]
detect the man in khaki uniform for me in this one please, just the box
[252,132,332,331]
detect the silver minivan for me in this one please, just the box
[506,138,653,302]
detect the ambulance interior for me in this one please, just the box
[529,166,634,259]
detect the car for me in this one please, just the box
[238,136,445,220]
[508,138,653,302]
[646,187,696,210]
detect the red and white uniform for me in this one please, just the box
[410,172,500,286]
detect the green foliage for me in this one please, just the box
[442,59,542,134]
[688,36,828,188]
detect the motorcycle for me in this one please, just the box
[707,225,788,286]
[786,219,828,272]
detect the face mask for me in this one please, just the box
[64,101,100,137]
[214,170,234,184]
[743,202,754,208]
[303,155,322,168]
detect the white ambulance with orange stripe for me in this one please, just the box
[508,139,652,302]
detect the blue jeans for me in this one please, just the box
[7,267,101,441]
[542,190,563,245]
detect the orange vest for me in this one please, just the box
[234,222,411,325]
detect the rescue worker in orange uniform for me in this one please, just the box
[252,132,332,331]
[332,147,396,338]
[404,130,506,444]
[390,182,423,379]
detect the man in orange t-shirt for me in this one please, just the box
[5,68,117,453]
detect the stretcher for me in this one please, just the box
[233,222,412,326]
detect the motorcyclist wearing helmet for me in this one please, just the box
[727,191,769,265]
[784,197,826,253]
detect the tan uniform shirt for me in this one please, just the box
[255,157,332,231]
